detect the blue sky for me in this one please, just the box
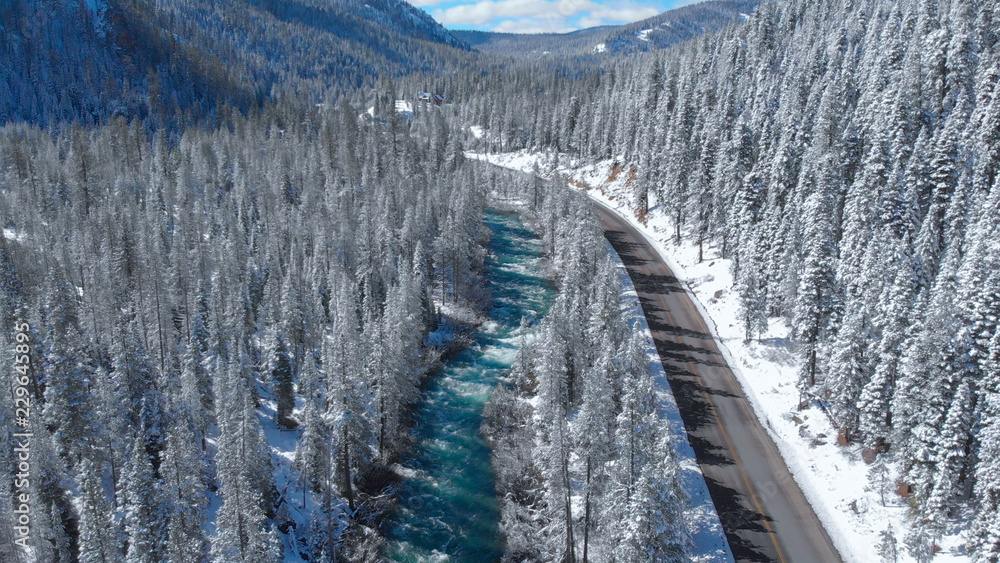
[409,0,681,34]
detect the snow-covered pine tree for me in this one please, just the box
[77,457,122,563]
[41,275,100,464]
[270,336,295,428]
[121,435,167,563]
[575,330,618,561]
[161,406,209,562]
[969,326,1000,561]
[794,183,838,396]
[211,356,281,563]
[324,285,375,513]
[877,525,898,563]
[616,428,689,562]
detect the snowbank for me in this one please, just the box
[610,241,734,562]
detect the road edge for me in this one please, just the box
[605,238,736,562]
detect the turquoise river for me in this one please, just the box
[384,210,553,562]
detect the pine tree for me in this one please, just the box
[610,331,659,523]
[161,407,209,562]
[794,185,838,395]
[866,452,893,508]
[324,287,375,513]
[271,336,295,428]
[536,318,575,563]
[905,524,936,563]
[877,526,898,563]
[969,326,1000,561]
[924,380,974,541]
[734,234,769,341]
[211,358,281,563]
[619,426,689,562]
[25,415,75,563]
[294,397,329,494]
[112,308,167,461]
[41,274,100,464]
[825,305,871,441]
[121,435,167,563]
[576,331,617,562]
[893,248,963,501]
[858,250,917,449]
[77,458,123,563]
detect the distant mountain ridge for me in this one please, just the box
[452,26,613,59]
[602,0,759,54]
[451,0,760,59]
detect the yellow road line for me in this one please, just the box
[685,355,789,563]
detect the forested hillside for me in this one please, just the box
[452,27,613,60]
[0,0,473,127]
[0,100,497,560]
[599,0,759,55]
[463,0,1000,557]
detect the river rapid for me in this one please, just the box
[383,210,553,562]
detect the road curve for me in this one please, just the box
[592,199,841,563]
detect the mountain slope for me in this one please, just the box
[0,0,472,126]
[602,0,759,54]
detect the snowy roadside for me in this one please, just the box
[609,240,734,562]
[471,149,970,563]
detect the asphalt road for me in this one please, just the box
[592,199,842,563]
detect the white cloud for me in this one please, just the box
[434,0,596,25]
[431,0,664,30]
[588,5,660,22]
[555,0,596,17]
[492,18,575,33]
[576,15,612,28]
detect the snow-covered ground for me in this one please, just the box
[363,100,414,119]
[611,241,733,562]
[257,396,335,563]
[471,149,971,563]
[2,228,25,242]
[394,100,413,115]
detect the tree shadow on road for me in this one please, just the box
[703,475,779,562]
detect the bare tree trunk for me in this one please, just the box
[583,456,591,563]
[809,347,817,387]
[675,210,682,245]
[379,392,386,460]
[563,453,575,563]
[153,273,166,377]
[343,423,355,512]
